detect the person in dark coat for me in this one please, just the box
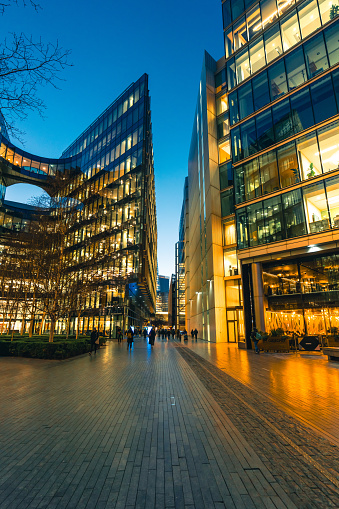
[149,326,155,347]
[127,327,134,350]
[89,327,98,355]
[194,328,198,340]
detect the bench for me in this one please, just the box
[323,347,339,361]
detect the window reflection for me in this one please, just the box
[277,141,300,188]
[247,4,262,38]
[260,151,279,194]
[233,16,248,51]
[304,33,329,80]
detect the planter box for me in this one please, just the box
[253,337,290,352]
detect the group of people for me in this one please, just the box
[89,324,201,356]
[124,326,156,349]
[191,329,198,340]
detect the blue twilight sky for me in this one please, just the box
[3,0,223,278]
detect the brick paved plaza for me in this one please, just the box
[1,337,339,509]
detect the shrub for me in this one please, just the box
[0,339,91,359]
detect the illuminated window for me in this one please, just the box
[224,250,239,277]
[216,94,228,115]
[281,11,301,51]
[303,182,329,233]
[298,0,321,39]
[218,140,231,164]
[223,220,237,245]
[317,122,339,173]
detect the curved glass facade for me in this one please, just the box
[0,74,157,336]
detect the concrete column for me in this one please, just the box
[251,262,266,333]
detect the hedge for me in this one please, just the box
[0,339,91,359]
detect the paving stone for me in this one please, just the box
[0,338,337,508]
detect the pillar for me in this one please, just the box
[251,262,265,333]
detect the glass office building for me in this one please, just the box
[0,73,157,336]
[185,0,339,346]
[222,0,339,347]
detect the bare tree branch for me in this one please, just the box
[0,2,71,139]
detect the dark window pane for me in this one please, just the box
[225,28,233,59]
[227,58,236,90]
[220,162,229,190]
[238,82,254,120]
[244,158,261,200]
[241,119,257,158]
[235,165,246,203]
[332,70,339,112]
[222,0,232,28]
[277,141,300,189]
[285,47,307,91]
[247,4,262,40]
[229,90,239,125]
[236,208,249,248]
[221,188,234,217]
[272,98,293,142]
[304,32,329,79]
[233,16,248,52]
[217,112,230,138]
[282,189,306,238]
[248,201,265,246]
[215,69,227,93]
[264,195,284,242]
[290,88,314,134]
[231,126,242,162]
[260,150,279,194]
[256,110,274,150]
[252,71,270,110]
[310,75,337,124]
[324,19,339,67]
[268,60,287,101]
[231,0,244,21]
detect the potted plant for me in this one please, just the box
[330,4,339,19]
[307,163,315,179]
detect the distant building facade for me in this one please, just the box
[156,273,170,324]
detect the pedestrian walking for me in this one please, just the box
[251,327,261,354]
[143,328,148,340]
[194,328,198,340]
[191,329,194,338]
[127,327,134,350]
[149,326,155,347]
[183,329,188,341]
[89,327,99,355]
[117,326,123,343]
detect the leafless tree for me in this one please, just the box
[0,0,71,138]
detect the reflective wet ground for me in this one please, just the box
[180,340,339,445]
